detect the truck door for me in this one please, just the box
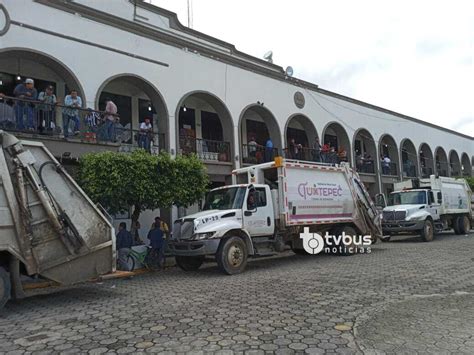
[243,186,275,236]
[427,190,440,221]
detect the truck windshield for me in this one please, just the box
[388,191,427,206]
[202,187,246,211]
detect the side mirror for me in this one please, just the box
[375,193,386,208]
[437,192,442,204]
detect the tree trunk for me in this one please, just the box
[130,204,141,238]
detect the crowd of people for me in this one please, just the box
[116,216,169,271]
[0,78,132,143]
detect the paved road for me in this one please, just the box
[1,231,474,354]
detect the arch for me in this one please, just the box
[419,143,434,178]
[379,134,399,176]
[448,150,461,177]
[400,138,418,178]
[0,47,86,103]
[321,121,351,164]
[175,90,234,163]
[96,73,169,149]
[239,104,282,164]
[461,153,472,177]
[353,129,377,174]
[434,147,449,177]
[284,114,318,160]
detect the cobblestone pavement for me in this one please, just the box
[1,231,473,354]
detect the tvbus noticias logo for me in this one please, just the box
[299,227,372,255]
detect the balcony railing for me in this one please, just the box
[242,144,279,164]
[0,95,165,154]
[179,136,231,162]
[449,164,461,177]
[380,161,398,176]
[436,162,449,177]
[355,159,375,174]
[421,167,433,178]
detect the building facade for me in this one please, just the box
[0,0,473,226]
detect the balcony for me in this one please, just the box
[242,144,279,165]
[421,167,433,178]
[356,159,375,174]
[380,161,398,176]
[179,136,231,163]
[0,95,165,154]
[402,162,417,178]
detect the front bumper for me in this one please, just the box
[382,220,425,233]
[167,239,220,256]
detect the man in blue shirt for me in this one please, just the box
[13,78,37,130]
[116,222,134,271]
[265,137,274,162]
[147,217,165,268]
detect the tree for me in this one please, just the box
[78,150,209,230]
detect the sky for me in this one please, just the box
[151,0,474,137]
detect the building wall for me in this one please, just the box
[1,0,472,175]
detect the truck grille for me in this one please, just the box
[383,211,406,221]
[173,219,194,240]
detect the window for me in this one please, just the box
[255,188,267,207]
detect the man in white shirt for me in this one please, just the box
[138,116,153,151]
[382,155,391,175]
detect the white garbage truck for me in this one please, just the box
[377,176,472,242]
[0,131,115,308]
[169,158,382,274]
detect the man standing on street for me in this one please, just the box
[116,222,134,271]
[148,218,165,269]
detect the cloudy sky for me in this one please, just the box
[151,0,474,136]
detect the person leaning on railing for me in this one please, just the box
[104,98,118,142]
[63,90,82,137]
[37,85,57,133]
[13,78,37,131]
[138,116,153,152]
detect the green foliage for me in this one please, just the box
[78,150,209,217]
[463,177,474,191]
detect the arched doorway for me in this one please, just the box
[353,129,377,174]
[449,150,461,177]
[240,104,281,164]
[379,134,399,176]
[96,74,168,150]
[176,91,233,165]
[419,143,434,178]
[400,139,418,178]
[461,153,472,177]
[322,122,351,164]
[435,147,449,177]
[284,114,318,161]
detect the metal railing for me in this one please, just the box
[421,167,433,178]
[242,144,279,164]
[436,162,449,177]
[0,95,165,153]
[179,136,231,162]
[380,161,398,176]
[402,162,417,177]
[355,159,375,174]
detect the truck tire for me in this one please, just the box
[420,219,434,242]
[458,216,471,235]
[0,267,11,309]
[453,216,462,235]
[216,236,248,275]
[175,256,204,271]
[334,226,357,256]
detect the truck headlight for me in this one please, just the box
[192,232,216,240]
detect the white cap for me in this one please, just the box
[25,78,34,84]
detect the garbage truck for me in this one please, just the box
[376,176,472,242]
[169,158,382,274]
[0,131,115,308]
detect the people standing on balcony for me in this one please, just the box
[265,137,274,162]
[328,146,338,164]
[37,85,57,134]
[13,78,37,131]
[138,116,153,152]
[338,147,347,163]
[248,136,258,159]
[381,155,391,175]
[104,98,118,142]
[63,90,82,137]
[312,137,322,162]
[289,138,302,160]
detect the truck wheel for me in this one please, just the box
[453,216,462,235]
[334,226,357,256]
[175,256,205,271]
[0,267,11,309]
[458,216,471,235]
[420,219,434,242]
[216,236,248,275]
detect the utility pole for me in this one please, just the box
[187,0,193,28]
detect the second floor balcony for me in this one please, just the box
[380,161,398,176]
[179,136,231,163]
